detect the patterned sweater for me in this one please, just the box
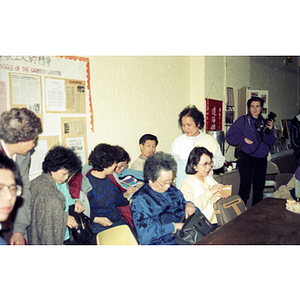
[86,174,129,223]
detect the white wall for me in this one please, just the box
[87,56,192,164]
[86,55,299,164]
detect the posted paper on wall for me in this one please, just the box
[66,137,85,165]
[10,74,41,114]
[45,78,66,111]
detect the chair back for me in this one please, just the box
[266,161,280,175]
[96,225,138,245]
[264,161,280,193]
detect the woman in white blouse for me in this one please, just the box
[180,146,225,227]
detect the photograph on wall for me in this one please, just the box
[227,87,234,107]
[225,110,234,126]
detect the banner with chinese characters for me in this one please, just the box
[205,98,223,131]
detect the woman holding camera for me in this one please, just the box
[226,97,275,207]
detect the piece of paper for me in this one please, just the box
[66,137,85,165]
[11,74,41,113]
[45,78,66,111]
[29,139,48,175]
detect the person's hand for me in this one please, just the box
[74,200,84,213]
[185,202,196,219]
[94,217,113,227]
[10,232,25,245]
[244,138,253,144]
[123,186,136,199]
[266,119,274,130]
[67,215,78,228]
[210,184,224,196]
[174,222,184,231]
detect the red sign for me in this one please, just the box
[205,98,223,131]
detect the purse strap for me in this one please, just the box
[209,210,216,223]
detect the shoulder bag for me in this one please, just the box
[212,195,246,226]
[175,212,214,245]
[69,205,95,245]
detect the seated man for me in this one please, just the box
[130,134,158,172]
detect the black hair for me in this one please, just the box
[178,105,205,130]
[185,146,213,175]
[114,145,131,164]
[42,146,82,174]
[139,134,158,146]
[247,97,264,111]
[143,151,177,183]
[88,143,118,172]
[0,152,23,188]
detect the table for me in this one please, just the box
[195,197,300,245]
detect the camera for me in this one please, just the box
[257,111,277,134]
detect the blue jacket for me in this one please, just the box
[131,183,199,245]
[226,114,275,158]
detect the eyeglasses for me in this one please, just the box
[156,179,174,187]
[0,184,22,197]
[198,162,213,168]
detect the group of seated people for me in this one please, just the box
[1,142,226,245]
[0,105,228,245]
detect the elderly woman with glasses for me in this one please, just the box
[180,146,224,227]
[131,151,198,245]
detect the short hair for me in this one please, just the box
[143,151,177,183]
[185,146,213,175]
[42,146,82,174]
[139,134,158,146]
[0,108,42,144]
[114,145,131,164]
[247,97,264,111]
[0,152,23,188]
[88,143,118,172]
[178,105,205,130]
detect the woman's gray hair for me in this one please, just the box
[0,108,42,144]
[143,151,177,183]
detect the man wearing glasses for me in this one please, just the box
[0,153,23,245]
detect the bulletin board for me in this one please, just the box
[0,56,94,179]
